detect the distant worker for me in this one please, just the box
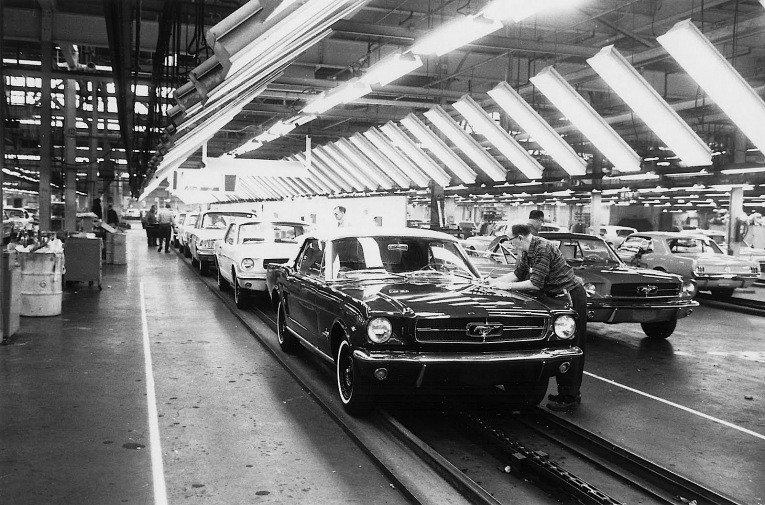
[490,223,587,411]
[106,204,120,227]
[91,198,103,220]
[334,206,348,228]
[156,204,174,253]
[528,209,545,235]
[142,205,158,247]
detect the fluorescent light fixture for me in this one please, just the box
[288,114,317,126]
[323,142,379,190]
[360,52,423,86]
[230,140,263,156]
[411,15,502,56]
[294,152,343,193]
[658,20,765,158]
[380,122,452,187]
[664,170,712,178]
[604,172,660,181]
[400,114,477,184]
[482,0,575,22]
[314,146,368,191]
[335,138,395,190]
[451,97,542,180]
[268,120,297,136]
[761,0,765,9]
[349,133,412,188]
[531,66,642,172]
[587,45,712,167]
[363,128,431,188]
[720,166,765,175]
[302,79,372,114]
[255,131,280,143]
[487,82,586,176]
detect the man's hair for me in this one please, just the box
[511,223,532,237]
[334,205,346,214]
[165,204,171,208]
[528,209,544,220]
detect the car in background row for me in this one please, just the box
[617,231,760,298]
[179,212,200,257]
[462,221,563,251]
[188,211,257,275]
[694,229,765,281]
[215,220,309,308]
[598,225,638,247]
[123,208,142,220]
[4,207,34,233]
[468,232,698,339]
[172,212,187,248]
[267,227,581,415]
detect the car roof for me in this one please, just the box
[234,220,307,227]
[540,232,604,240]
[627,231,709,238]
[302,227,459,242]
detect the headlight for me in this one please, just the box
[583,283,598,297]
[682,280,697,297]
[553,315,577,340]
[241,258,255,270]
[367,317,392,343]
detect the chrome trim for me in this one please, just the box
[352,347,582,363]
[286,327,334,365]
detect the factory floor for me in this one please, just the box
[0,228,407,505]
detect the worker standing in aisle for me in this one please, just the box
[156,204,174,253]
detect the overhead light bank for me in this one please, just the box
[587,45,712,167]
[530,66,642,173]
[487,82,586,176]
[657,20,765,159]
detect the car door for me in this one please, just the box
[217,224,237,283]
[286,239,324,342]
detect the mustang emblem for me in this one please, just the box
[637,285,658,295]
[466,323,504,339]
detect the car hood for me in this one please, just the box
[572,264,681,284]
[334,279,566,318]
[232,241,299,258]
[191,228,228,240]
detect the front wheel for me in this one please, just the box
[336,339,373,415]
[233,275,248,309]
[277,301,299,353]
[217,264,229,291]
[641,319,677,339]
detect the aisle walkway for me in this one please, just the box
[0,228,406,505]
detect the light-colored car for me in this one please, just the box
[598,225,638,247]
[188,211,257,275]
[172,212,186,248]
[123,208,142,220]
[178,212,200,257]
[4,207,33,232]
[215,220,310,308]
[694,229,765,280]
[616,231,760,298]
[462,221,563,251]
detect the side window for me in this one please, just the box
[296,240,324,276]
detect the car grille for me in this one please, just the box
[263,258,289,268]
[415,316,549,343]
[610,282,680,298]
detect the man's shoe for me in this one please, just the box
[165,250,170,253]
[157,248,162,252]
[546,394,581,412]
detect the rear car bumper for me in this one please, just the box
[587,300,698,323]
[693,275,757,289]
[352,347,582,388]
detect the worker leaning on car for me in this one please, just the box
[489,222,587,412]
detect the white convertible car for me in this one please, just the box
[215,220,310,308]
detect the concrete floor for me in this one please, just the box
[0,228,408,504]
[2,227,764,505]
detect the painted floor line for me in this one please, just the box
[585,371,765,441]
[140,282,169,505]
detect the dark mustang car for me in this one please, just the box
[469,232,698,339]
[267,228,581,415]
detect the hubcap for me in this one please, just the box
[339,348,353,400]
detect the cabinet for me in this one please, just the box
[64,237,102,289]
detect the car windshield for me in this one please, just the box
[668,237,723,254]
[6,209,24,218]
[329,236,478,280]
[238,222,307,244]
[201,212,255,229]
[616,229,634,237]
[548,237,622,265]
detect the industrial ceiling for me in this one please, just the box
[3,0,765,209]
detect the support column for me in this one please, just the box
[64,79,77,232]
[88,81,99,211]
[38,8,53,231]
[727,186,745,256]
[430,181,444,229]
[589,191,603,236]
[733,130,747,164]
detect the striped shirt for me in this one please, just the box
[514,236,581,296]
